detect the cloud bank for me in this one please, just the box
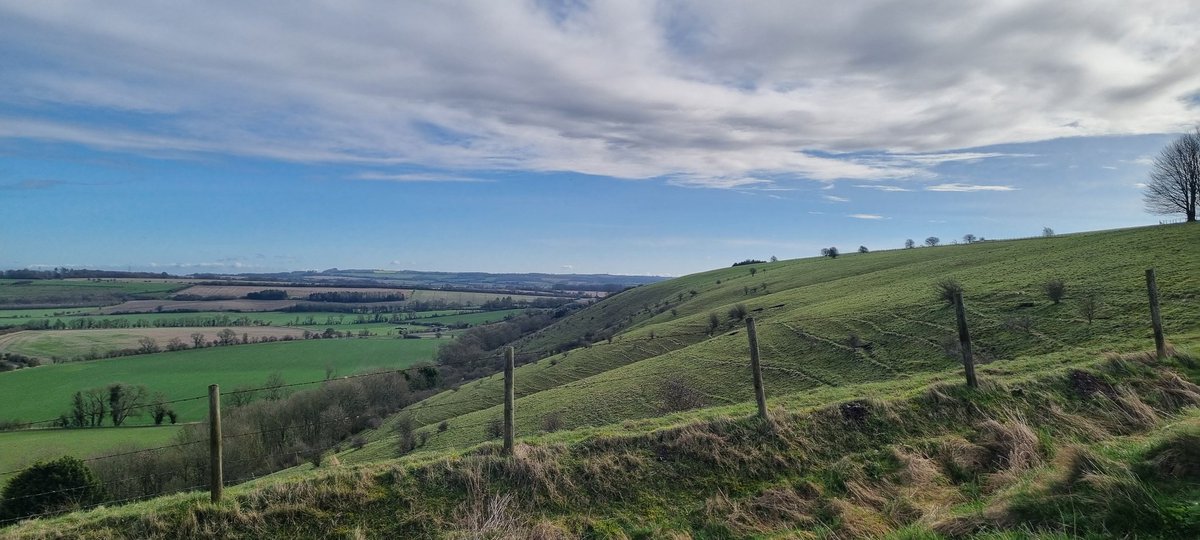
[0,1,1197,188]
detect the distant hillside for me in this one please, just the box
[194,268,667,294]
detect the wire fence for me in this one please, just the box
[0,266,1188,527]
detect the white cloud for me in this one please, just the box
[925,183,1017,192]
[848,213,885,220]
[853,184,912,192]
[823,194,850,202]
[354,172,492,183]
[0,2,1196,188]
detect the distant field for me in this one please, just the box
[0,426,185,482]
[174,284,412,299]
[0,308,525,337]
[0,326,308,360]
[0,280,188,307]
[97,299,299,314]
[0,337,439,425]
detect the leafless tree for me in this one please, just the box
[1144,128,1200,222]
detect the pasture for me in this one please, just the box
[0,337,439,425]
[173,284,413,299]
[0,426,185,483]
[0,326,309,360]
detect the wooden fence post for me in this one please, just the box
[1146,268,1167,359]
[745,318,768,420]
[208,384,223,504]
[952,291,978,388]
[503,347,515,454]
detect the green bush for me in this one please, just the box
[0,456,105,522]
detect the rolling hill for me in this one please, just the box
[4,223,1200,538]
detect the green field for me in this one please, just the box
[0,337,439,425]
[0,426,184,482]
[0,280,188,307]
[0,308,525,330]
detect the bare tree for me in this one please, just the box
[925,236,940,247]
[1077,292,1102,324]
[1144,128,1200,222]
[905,239,916,249]
[190,332,206,348]
[962,234,977,244]
[1042,227,1055,237]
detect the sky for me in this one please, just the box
[1,1,1197,277]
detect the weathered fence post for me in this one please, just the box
[952,291,978,388]
[745,317,768,420]
[208,384,223,503]
[503,347,515,454]
[1146,268,1167,359]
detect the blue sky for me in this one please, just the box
[1,2,1197,276]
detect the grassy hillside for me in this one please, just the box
[7,350,1200,538]
[346,224,1199,459]
[0,426,184,482]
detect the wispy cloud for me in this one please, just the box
[823,194,849,202]
[847,213,885,220]
[925,183,1017,192]
[853,184,912,192]
[354,172,493,183]
[0,179,68,190]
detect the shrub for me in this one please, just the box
[658,376,705,413]
[0,456,105,521]
[728,304,748,321]
[438,421,449,433]
[1043,278,1067,304]
[1078,292,1102,323]
[485,418,505,440]
[541,412,564,433]
[936,278,963,306]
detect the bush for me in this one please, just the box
[485,418,505,440]
[0,456,105,521]
[1078,293,1103,324]
[936,278,963,306]
[1043,278,1067,304]
[658,376,705,413]
[728,304,748,321]
[541,412,564,433]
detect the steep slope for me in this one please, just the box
[346,224,1200,461]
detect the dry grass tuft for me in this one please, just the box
[451,493,521,540]
[975,415,1041,472]
[1141,430,1200,481]
[704,484,819,535]
[891,446,942,486]
[934,436,994,479]
[500,444,574,502]
[826,498,892,539]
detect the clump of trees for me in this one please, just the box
[821,247,840,259]
[731,259,766,267]
[0,352,39,372]
[244,289,289,300]
[60,383,175,427]
[1143,128,1199,222]
[858,245,869,254]
[306,291,405,303]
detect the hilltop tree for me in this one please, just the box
[769,255,778,262]
[925,237,940,247]
[905,239,916,249]
[963,234,977,244]
[1143,128,1200,222]
[821,247,840,259]
[1042,227,1055,237]
[858,245,869,254]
